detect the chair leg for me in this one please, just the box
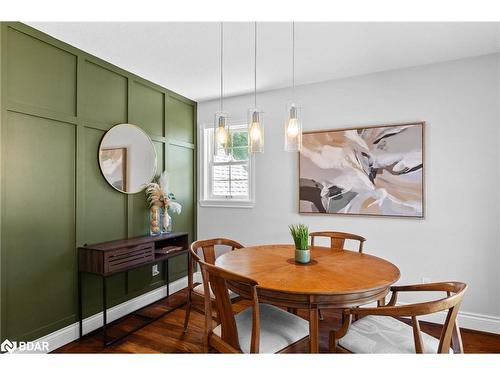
[203,334,210,353]
[329,331,337,353]
[183,292,192,333]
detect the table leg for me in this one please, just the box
[309,305,319,353]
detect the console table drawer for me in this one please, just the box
[104,243,154,273]
[79,232,189,275]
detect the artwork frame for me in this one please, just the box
[298,121,425,218]
[100,147,128,192]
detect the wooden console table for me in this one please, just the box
[78,232,190,346]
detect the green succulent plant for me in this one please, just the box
[289,224,309,250]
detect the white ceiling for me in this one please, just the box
[28,22,500,102]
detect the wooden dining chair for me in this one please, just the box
[329,281,467,354]
[183,238,244,332]
[307,231,366,320]
[310,231,366,252]
[195,255,310,353]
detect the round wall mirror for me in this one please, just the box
[98,123,157,194]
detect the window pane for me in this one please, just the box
[231,131,249,161]
[212,165,229,181]
[205,125,252,201]
[213,180,230,196]
[230,180,249,196]
[214,146,231,163]
[232,131,248,147]
[230,164,248,181]
[232,146,248,161]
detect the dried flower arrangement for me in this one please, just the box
[145,171,182,234]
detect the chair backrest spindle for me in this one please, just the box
[310,231,366,252]
[191,238,244,265]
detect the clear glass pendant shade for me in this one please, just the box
[248,109,264,153]
[284,104,302,152]
[214,112,229,155]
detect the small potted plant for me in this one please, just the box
[289,224,310,264]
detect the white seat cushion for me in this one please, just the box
[193,283,238,300]
[339,315,452,354]
[213,303,309,353]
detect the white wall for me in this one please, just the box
[197,54,500,324]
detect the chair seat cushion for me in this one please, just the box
[213,303,309,353]
[193,283,238,300]
[339,315,452,354]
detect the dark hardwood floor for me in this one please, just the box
[54,288,500,354]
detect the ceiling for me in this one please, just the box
[28,22,500,102]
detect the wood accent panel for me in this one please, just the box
[82,60,127,126]
[5,27,77,116]
[166,95,195,143]
[3,112,76,339]
[84,127,128,244]
[0,22,197,342]
[166,143,195,281]
[130,81,164,137]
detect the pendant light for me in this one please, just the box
[248,22,264,153]
[214,22,229,155]
[284,21,302,152]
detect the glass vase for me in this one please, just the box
[149,206,161,236]
[161,207,173,234]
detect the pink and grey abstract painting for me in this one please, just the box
[299,122,424,217]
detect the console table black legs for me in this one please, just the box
[78,255,188,347]
[77,232,190,347]
[102,275,107,345]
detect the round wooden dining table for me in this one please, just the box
[215,244,400,353]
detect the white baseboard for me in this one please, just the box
[362,299,500,335]
[416,308,500,335]
[20,276,189,354]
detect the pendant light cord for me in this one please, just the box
[292,21,295,102]
[254,21,257,108]
[220,22,224,113]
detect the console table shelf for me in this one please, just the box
[78,232,190,347]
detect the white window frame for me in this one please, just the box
[198,122,255,208]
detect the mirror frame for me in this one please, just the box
[98,123,158,194]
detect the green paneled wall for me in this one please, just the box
[0,22,197,342]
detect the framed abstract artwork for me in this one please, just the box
[299,122,424,217]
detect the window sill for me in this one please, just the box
[198,199,255,209]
